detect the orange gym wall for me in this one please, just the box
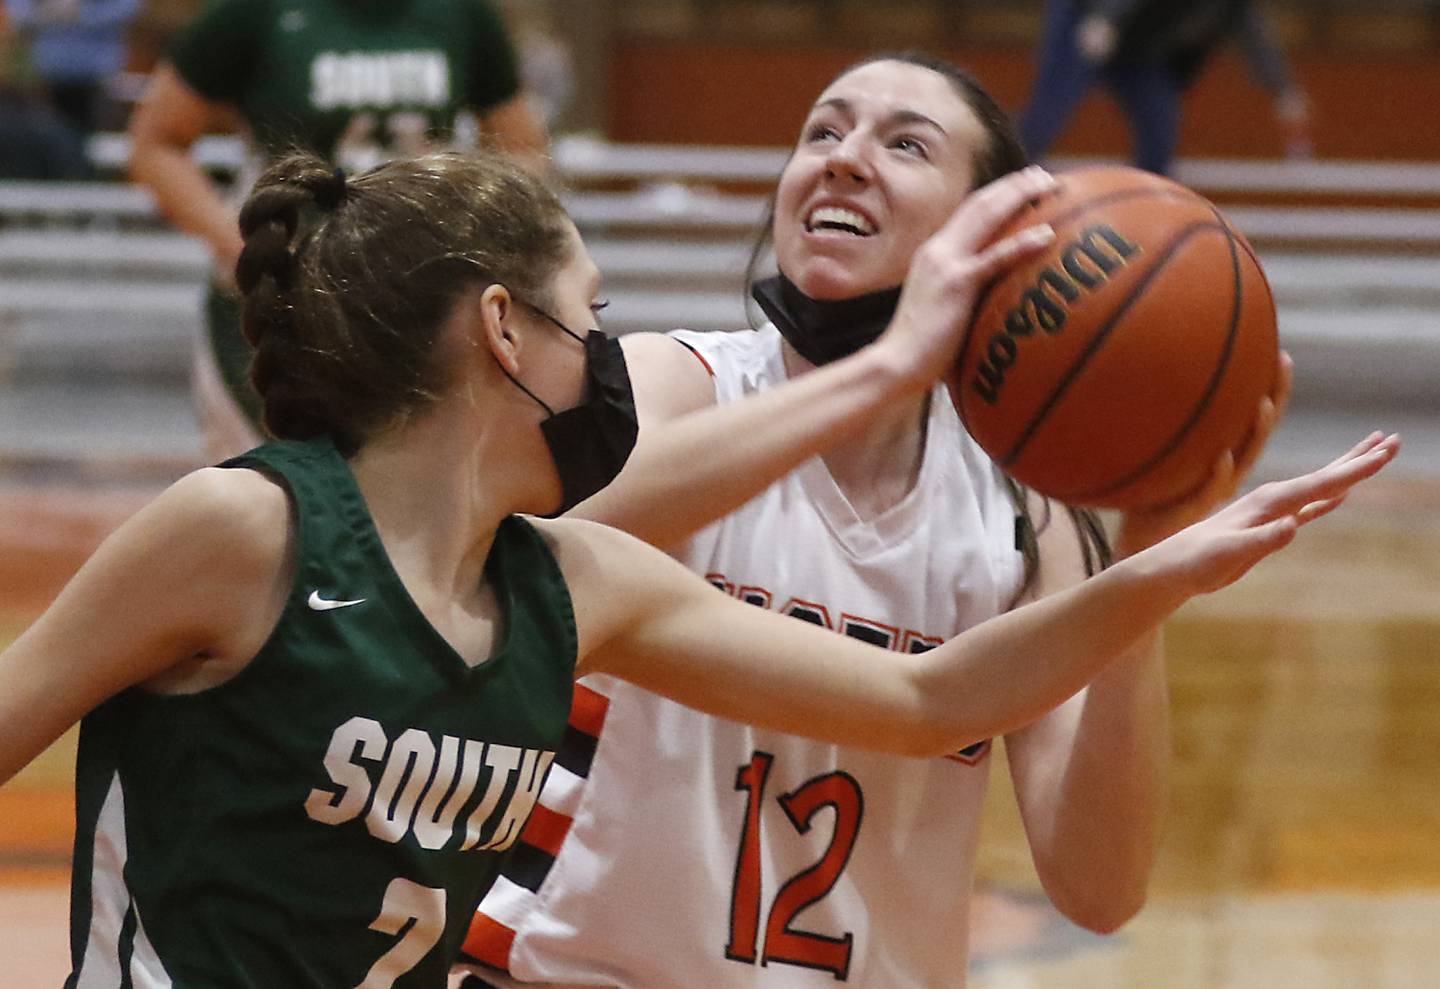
[606,41,1440,161]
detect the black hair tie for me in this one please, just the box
[314,167,348,210]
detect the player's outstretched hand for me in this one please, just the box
[1140,432,1400,596]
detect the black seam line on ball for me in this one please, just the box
[1069,211,1245,503]
[1001,219,1225,469]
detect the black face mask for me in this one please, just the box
[500,310,639,517]
[751,273,902,367]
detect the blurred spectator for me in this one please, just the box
[126,0,551,459]
[515,18,573,129]
[0,5,92,178]
[1019,0,1312,174]
[498,0,575,129]
[7,0,141,138]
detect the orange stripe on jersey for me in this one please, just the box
[463,913,518,971]
[675,339,716,377]
[519,802,572,858]
[569,683,610,738]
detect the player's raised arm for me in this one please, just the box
[554,432,1397,753]
[129,64,245,279]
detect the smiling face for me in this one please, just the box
[773,59,992,300]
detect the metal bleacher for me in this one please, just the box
[2,134,1438,480]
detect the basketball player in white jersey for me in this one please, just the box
[453,54,1296,987]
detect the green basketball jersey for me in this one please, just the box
[66,437,577,988]
[170,0,521,164]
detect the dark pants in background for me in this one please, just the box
[0,94,92,179]
[1018,0,1184,175]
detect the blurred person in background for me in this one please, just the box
[1019,0,1313,175]
[6,0,140,140]
[0,3,93,178]
[507,1,574,129]
[127,0,550,460]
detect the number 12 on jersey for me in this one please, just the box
[725,751,865,980]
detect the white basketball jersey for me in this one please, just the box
[459,325,1026,988]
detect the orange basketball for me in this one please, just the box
[950,166,1279,510]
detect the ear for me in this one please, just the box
[476,282,521,375]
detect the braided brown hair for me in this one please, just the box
[234,150,571,455]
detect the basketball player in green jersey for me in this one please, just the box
[128,0,549,458]
[0,149,1397,987]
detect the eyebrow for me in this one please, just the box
[813,98,949,136]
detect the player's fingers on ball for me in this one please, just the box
[1231,399,1276,481]
[973,223,1055,279]
[1148,472,1211,522]
[1156,447,1232,519]
[1271,350,1295,415]
[1234,380,1285,476]
[996,165,1058,209]
[968,165,1054,214]
[1200,447,1238,505]
[950,166,1054,244]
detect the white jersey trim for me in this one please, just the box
[76,772,175,989]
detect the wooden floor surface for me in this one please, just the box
[2,477,1437,986]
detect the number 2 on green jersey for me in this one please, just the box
[356,878,446,989]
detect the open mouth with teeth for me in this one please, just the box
[805,206,877,237]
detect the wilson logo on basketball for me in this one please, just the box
[970,224,1142,405]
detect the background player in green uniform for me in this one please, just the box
[0,148,1398,986]
[128,0,549,458]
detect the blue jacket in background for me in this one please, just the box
[8,0,142,83]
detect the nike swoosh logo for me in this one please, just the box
[307,590,367,611]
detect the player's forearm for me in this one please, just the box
[908,557,1186,757]
[603,555,1179,763]
[129,141,242,269]
[1012,633,1169,932]
[625,535,1186,760]
[571,342,929,548]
